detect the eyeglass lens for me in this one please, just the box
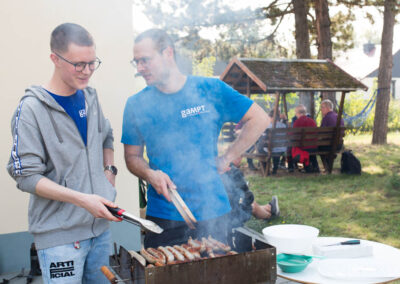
[130,57,151,68]
[75,60,101,72]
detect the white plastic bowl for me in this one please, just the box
[262,224,319,254]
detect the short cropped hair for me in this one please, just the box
[135,29,175,57]
[321,99,333,110]
[50,23,93,53]
[296,104,307,115]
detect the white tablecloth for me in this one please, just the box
[277,237,400,284]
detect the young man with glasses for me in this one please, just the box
[122,29,269,248]
[7,23,119,283]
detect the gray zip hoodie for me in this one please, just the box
[6,85,116,250]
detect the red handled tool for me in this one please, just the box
[106,205,163,234]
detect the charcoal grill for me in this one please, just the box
[102,226,277,284]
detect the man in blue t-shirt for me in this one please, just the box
[122,29,269,248]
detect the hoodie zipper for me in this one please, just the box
[86,147,97,236]
[43,88,98,236]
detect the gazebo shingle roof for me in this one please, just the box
[220,58,368,94]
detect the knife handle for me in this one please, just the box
[341,240,360,245]
[105,205,125,219]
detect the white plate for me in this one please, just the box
[318,258,400,281]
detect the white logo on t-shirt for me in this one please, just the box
[181,105,209,118]
[79,109,86,118]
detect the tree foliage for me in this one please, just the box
[132,0,397,62]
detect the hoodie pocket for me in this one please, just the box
[95,172,117,202]
[56,178,93,229]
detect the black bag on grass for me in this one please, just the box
[341,150,361,175]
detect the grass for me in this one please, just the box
[244,132,400,249]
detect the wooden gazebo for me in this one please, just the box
[220,58,368,174]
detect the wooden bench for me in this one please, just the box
[242,126,345,176]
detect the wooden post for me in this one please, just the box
[266,92,281,175]
[272,92,280,129]
[328,91,346,173]
[310,92,316,119]
[283,93,289,124]
[246,76,250,97]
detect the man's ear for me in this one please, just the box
[50,53,59,66]
[163,46,174,59]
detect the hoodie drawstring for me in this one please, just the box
[96,96,102,133]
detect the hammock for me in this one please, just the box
[342,89,378,128]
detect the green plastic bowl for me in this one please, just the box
[276,253,313,273]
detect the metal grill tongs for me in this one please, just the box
[106,205,164,234]
[167,187,197,229]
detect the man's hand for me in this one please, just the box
[216,155,231,174]
[35,178,121,222]
[104,170,116,187]
[78,194,121,222]
[147,170,175,202]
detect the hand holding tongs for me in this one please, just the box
[167,187,197,229]
[106,205,163,234]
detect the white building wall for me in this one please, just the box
[0,0,145,235]
[394,78,400,100]
[361,77,400,100]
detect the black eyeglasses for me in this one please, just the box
[54,52,101,72]
[130,57,152,69]
[130,47,167,69]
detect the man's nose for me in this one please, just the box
[137,62,146,73]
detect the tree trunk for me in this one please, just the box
[293,0,313,116]
[294,0,311,59]
[315,0,336,104]
[372,0,396,145]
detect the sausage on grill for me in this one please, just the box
[147,248,166,264]
[188,237,205,252]
[158,246,175,263]
[166,246,185,261]
[173,245,195,261]
[140,248,158,264]
[208,235,231,252]
[181,244,201,259]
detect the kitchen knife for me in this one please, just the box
[324,239,360,246]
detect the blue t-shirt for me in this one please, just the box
[121,76,253,221]
[46,89,87,145]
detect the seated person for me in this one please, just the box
[292,105,320,173]
[256,110,287,174]
[286,111,311,172]
[319,99,345,170]
[220,162,280,229]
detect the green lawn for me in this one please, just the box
[244,132,400,248]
